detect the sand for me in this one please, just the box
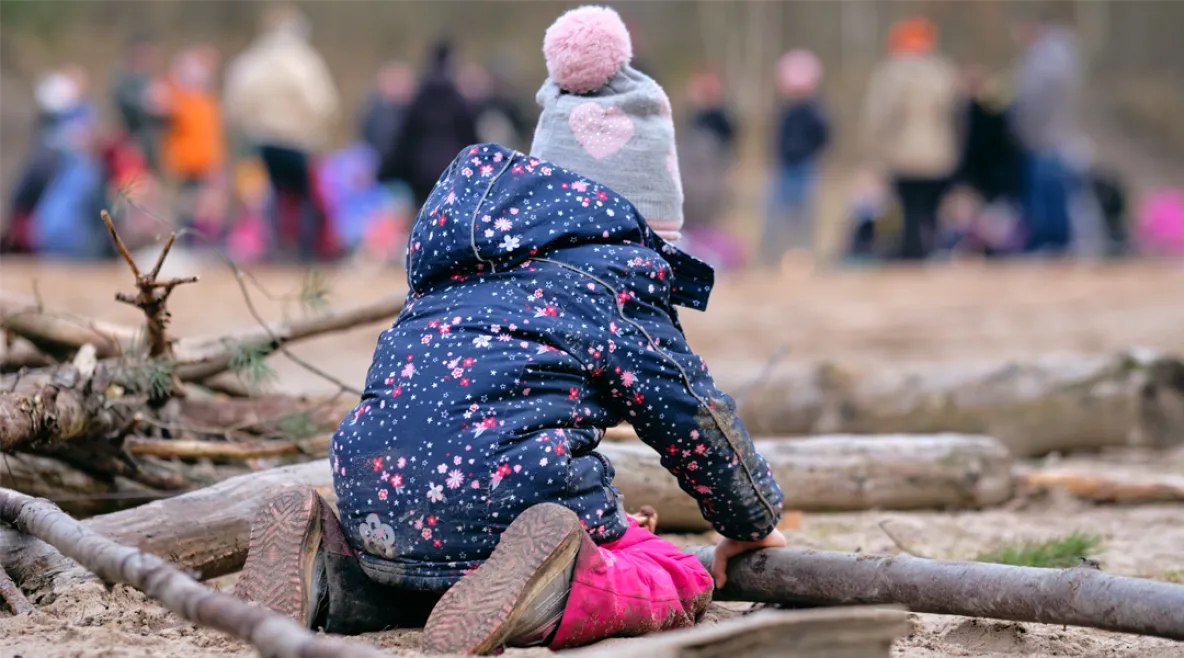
[2,258,1184,657]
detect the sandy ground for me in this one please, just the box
[2,257,1184,657]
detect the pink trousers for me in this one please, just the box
[549,519,715,650]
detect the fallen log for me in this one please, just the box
[569,607,909,658]
[687,545,1184,641]
[1018,468,1184,504]
[719,350,1184,456]
[0,451,171,517]
[0,364,142,453]
[0,488,386,658]
[175,395,352,436]
[605,434,1014,530]
[1,434,1012,585]
[0,291,137,359]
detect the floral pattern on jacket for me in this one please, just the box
[332,144,783,590]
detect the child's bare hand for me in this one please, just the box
[627,505,658,533]
[711,529,788,589]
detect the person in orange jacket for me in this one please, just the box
[162,45,227,240]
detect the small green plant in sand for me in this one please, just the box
[976,532,1102,568]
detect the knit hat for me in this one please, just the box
[530,6,684,242]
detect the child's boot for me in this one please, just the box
[234,486,330,627]
[421,503,583,654]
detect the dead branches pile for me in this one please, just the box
[0,214,401,515]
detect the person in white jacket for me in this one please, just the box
[223,4,340,261]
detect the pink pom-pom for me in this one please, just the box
[543,6,632,94]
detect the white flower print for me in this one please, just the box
[491,325,501,333]
[437,463,448,474]
[454,456,463,465]
[495,218,513,231]
[427,483,445,503]
[358,513,396,559]
[500,235,521,252]
[539,457,549,467]
[446,469,465,489]
[473,335,492,348]
[484,229,495,238]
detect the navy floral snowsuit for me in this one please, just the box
[331,144,784,591]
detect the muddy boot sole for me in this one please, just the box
[422,503,583,655]
[233,486,325,627]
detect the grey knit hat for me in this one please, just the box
[529,6,684,242]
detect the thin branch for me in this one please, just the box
[878,520,928,559]
[735,343,791,413]
[101,209,141,278]
[125,435,331,460]
[148,232,177,282]
[0,562,34,615]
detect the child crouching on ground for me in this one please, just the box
[234,6,786,654]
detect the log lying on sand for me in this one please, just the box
[0,460,333,595]
[1018,468,1184,504]
[0,488,386,658]
[717,351,1184,457]
[1,434,1012,586]
[0,452,162,517]
[607,434,1014,530]
[570,607,909,658]
[687,545,1184,641]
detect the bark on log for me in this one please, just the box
[0,367,141,453]
[176,395,352,436]
[0,488,387,658]
[0,291,136,359]
[569,607,909,658]
[1018,468,1184,504]
[687,545,1184,641]
[603,434,1014,530]
[0,336,55,372]
[720,351,1184,457]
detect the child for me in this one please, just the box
[234,6,786,654]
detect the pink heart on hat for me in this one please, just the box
[569,102,635,160]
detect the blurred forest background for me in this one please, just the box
[2,0,1182,258]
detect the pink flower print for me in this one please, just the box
[401,363,417,378]
[452,316,462,324]
[427,483,445,503]
[372,458,384,472]
[493,151,504,162]
[513,464,522,473]
[596,191,608,201]
[437,463,448,474]
[666,444,679,456]
[471,156,481,164]
[414,517,424,530]
[422,528,433,540]
[491,324,501,333]
[473,417,498,437]
[495,218,513,231]
[452,367,464,378]
[532,288,543,299]
[632,392,645,405]
[695,485,712,495]
[541,167,552,176]
[446,469,465,489]
[617,290,631,305]
[480,164,494,176]
[621,371,636,387]
[568,388,580,401]
[462,167,473,177]
[509,324,518,332]
[609,321,619,335]
[513,165,525,174]
[446,191,456,204]
[510,208,519,215]
[690,430,700,440]
[471,480,481,489]
[460,378,470,386]
[427,515,437,526]
[390,473,403,489]
[686,462,700,471]
[497,334,511,342]
[378,489,388,501]
[572,181,588,192]
[529,158,540,168]
[392,384,403,398]
[454,455,463,465]
[463,357,476,367]
[421,335,432,344]
[555,442,566,456]
[433,539,443,548]
[608,340,616,352]
[397,457,407,468]
[694,444,707,455]
[439,324,451,335]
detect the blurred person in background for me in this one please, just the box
[112,33,167,174]
[955,64,1023,210]
[161,46,228,242]
[30,67,109,260]
[224,3,340,262]
[359,60,416,163]
[762,49,830,268]
[1011,14,1084,255]
[4,71,87,253]
[862,17,959,261]
[460,61,531,152]
[378,38,478,208]
[678,68,743,270]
